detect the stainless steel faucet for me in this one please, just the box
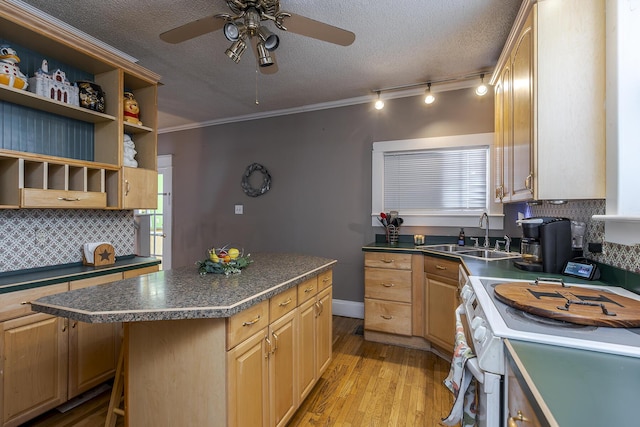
[479,212,489,248]
[504,235,511,252]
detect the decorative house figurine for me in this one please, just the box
[28,59,79,106]
[123,134,138,167]
[77,80,105,112]
[123,92,142,125]
[0,45,29,90]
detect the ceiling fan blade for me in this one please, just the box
[280,13,355,46]
[160,15,225,44]
[250,37,279,74]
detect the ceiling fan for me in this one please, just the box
[160,0,356,74]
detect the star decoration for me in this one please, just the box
[99,249,112,261]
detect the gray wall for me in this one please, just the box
[158,89,494,302]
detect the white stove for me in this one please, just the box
[461,276,640,375]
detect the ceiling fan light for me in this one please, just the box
[256,41,274,67]
[223,22,240,41]
[257,27,280,51]
[225,38,247,63]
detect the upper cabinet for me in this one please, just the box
[0,3,160,210]
[491,0,606,202]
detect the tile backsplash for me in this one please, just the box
[0,209,135,273]
[508,199,639,274]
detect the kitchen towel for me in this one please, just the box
[441,307,478,427]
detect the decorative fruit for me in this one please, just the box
[228,248,240,259]
[218,249,228,257]
[209,253,219,262]
[223,255,231,263]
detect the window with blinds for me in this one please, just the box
[383,147,488,212]
[371,133,495,227]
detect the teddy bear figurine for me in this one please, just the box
[123,91,142,125]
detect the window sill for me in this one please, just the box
[371,213,504,229]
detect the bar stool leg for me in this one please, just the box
[105,343,125,427]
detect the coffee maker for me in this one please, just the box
[514,217,572,273]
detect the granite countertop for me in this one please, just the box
[30,253,336,323]
[506,339,640,426]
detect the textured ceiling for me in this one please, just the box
[19,0,521,132]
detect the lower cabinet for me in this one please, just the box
[425,256,460,351]
[0,264,158,427]
[1,313,68,427]
[227,271,333,427]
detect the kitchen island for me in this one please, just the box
[31,253,336,427]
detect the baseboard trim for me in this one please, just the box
[332,299,364,319]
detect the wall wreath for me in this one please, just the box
[241,163,271,197]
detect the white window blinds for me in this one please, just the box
[383,147,488,212]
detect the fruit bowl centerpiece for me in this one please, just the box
[196,245,252,276]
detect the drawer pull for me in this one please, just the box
[381,283,395,288]
[271,331,279,353]
[125,180,131,196]
[381,259,394,264]
[322,277,330,283]
[380,315,393,320]
[57,197,80,202]
[508,410,530,427]
[242,315,261,326]
[435,264,447,270]
[264,335,271,358]
[278,297,292,307]
[304,286,315,293]
[21,301,30,305]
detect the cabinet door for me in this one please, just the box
[297,298,317,402]
[1,314,68,427]
[510,12,535,201]
[316,286,333,377]
[122,167,157,209]
[494,62,512,203]
[68,273,123,399]
[426,276,458,351]
[269,310,297,427]
[227,328,269,427]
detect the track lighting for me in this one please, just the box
[374,92,384,110]
[475,74,488,96]
[424,83,435,104]
[225,38,247,63]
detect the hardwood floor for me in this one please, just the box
[19,316,453,427]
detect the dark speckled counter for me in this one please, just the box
[31,253,336,323]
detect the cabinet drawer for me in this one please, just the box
[364,299,412,336]
[123,265,159,278]
[297,277,318,305]
[21,188,107,208]
[0,283,68,322]
[270,286,297,322]
[425,256,460,281]
[364,268,412,303]
[226,300,269,350]
[364,252,412,270]
[70,272,123,290]
[318,269,333,291]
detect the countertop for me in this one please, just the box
[30,253,336,323]
[0,255,161,294]
[506,339,640,427]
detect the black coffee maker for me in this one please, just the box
[514,217,572,273]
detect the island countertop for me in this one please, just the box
[30,253,336,323]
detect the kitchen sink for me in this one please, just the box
[417,244,469,252]
[419,244,521,261]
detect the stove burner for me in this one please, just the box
[505,306,597,330]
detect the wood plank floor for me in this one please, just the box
[19,316,453,427]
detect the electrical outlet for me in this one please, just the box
[234,204,243,215]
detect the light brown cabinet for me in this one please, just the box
[491,0,605,202]
[425,256,460,352]
[226,271,332,427]
[0,3,159,210]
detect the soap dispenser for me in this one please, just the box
[458,228,465,246]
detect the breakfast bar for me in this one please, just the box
[30,253,336,427]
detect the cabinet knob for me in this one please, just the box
[507,410,530,427]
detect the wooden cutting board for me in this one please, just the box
[494,282,640,327]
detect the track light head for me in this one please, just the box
[258,26,280,51]
[256,41,275,67]
[374,92,384,110]
[475,74,488,96]
[424,83,435,104]
[225,38,247,63]
[223,22,241,41]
